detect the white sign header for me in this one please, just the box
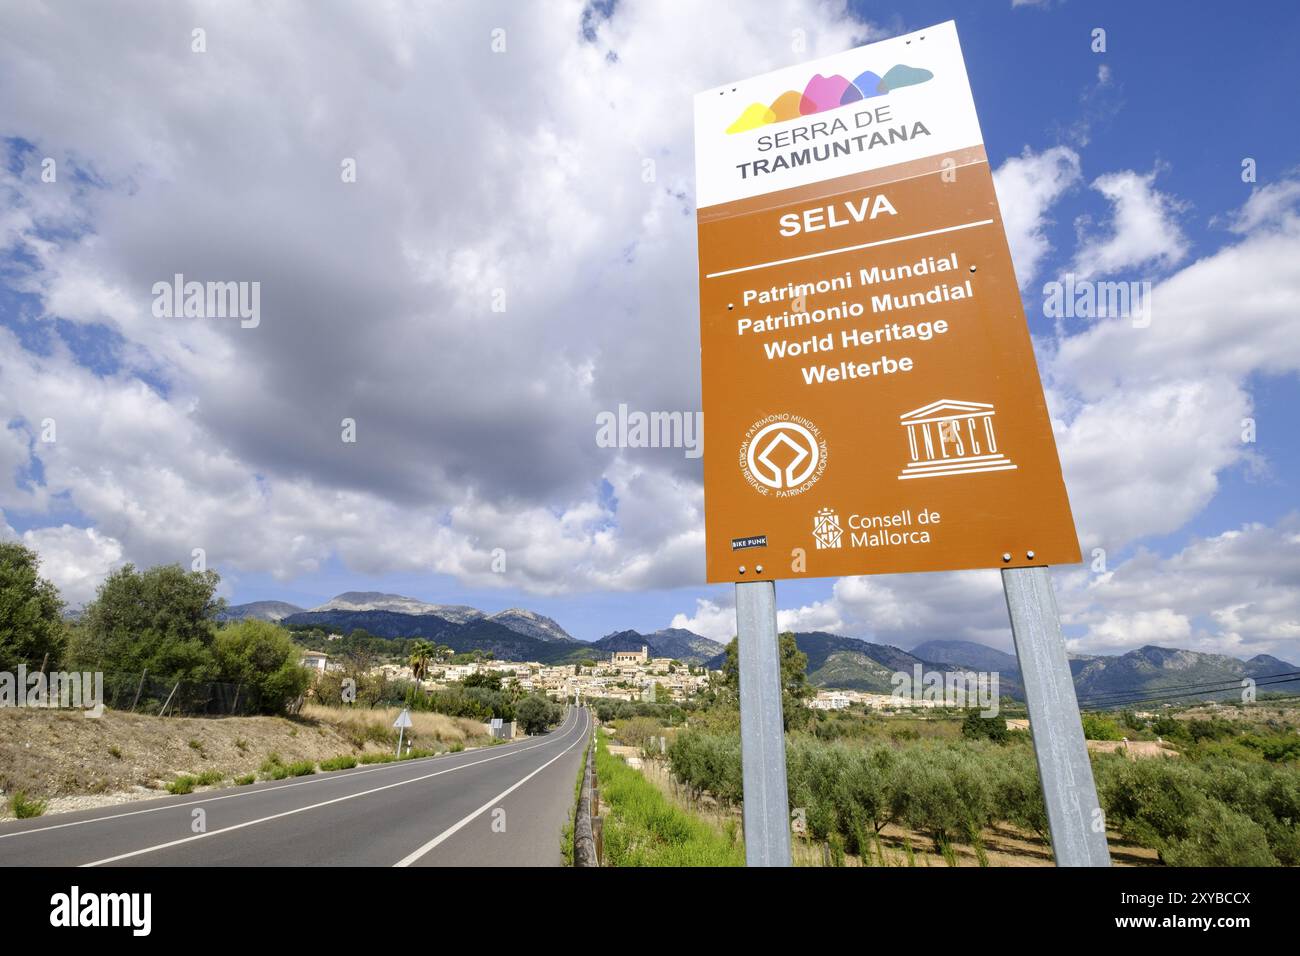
[694,21,984,209]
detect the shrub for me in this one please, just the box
[358,752,396,764]
[167,775,198,794]
[260,753,289,779]
[1080,713,1124,741]
[1157,801,1277,867]
[286,760,316,777]
[961,710,1010,742]
[320,755,358,771]
[235,774,256,786]
[10,792,47,818]
[195,769,224,786]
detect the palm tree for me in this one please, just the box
[408,640,437,682]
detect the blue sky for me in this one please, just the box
[1,1,1297,660]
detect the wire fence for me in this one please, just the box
[98,670,301,717]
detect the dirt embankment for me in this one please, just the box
[0,705,489,818]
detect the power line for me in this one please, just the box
[1075,673,1300,710]
[1074,669,1300,705]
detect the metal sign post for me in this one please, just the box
[393,707,412,756]
[1002,566,1110,866]
[736,580,792,867]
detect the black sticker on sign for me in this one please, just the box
[731,535,767,551]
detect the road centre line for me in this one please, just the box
[392,710,591,866]
[79,708,586,867]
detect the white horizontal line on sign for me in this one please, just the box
[704,219,995,279]
[898,463,1018,479]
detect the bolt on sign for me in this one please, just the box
[694,20,1081,583]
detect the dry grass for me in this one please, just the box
[300,704,487,750]
[0,704,493,816]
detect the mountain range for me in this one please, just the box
[222,592,1300,705]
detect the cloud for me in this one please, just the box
[1045,179,1300,550]
[1225,176,1300,234]
[0,0,873,599]
[1062,515,1300,659]
[992,145,1081,289]
[17,525,124,607]
[670,598,737,643]
[1070,168,1189,279]
[1052,378,1253,550]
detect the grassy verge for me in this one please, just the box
[594,730,744,867]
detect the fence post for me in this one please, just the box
[130,669,147,712]
[159,681,180,717]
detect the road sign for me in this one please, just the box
[695,19,1080,584]
[694,20,1106,869]
[394,708,412,756]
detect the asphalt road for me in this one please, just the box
[0,706,591,867]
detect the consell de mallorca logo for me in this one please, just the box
[726,63,934,134]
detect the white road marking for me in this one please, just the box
[76,709,585,867]
[393,710,590,867]
[0,708,578,842]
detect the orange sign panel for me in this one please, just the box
[694,21,1080,583]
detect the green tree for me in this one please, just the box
[407,640,437,681]
[462,671,502,691]
[961,710,1010,742]
[721,631,812,728]
[74,564,224,679]
[0,541,66,671]
[516,694,561,734]
[213,619,311,713]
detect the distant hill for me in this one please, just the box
[1069,645,1300,706]
[281,607,573,662]
[700,631,949,692]
[589,628,723,664]
[313,591,483,623]
[300,592,576,642]
[695,631,1297,704]
[911,639,1019,674]
[220,600,306,622]
[484,608,576,643]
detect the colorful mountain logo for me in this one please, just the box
[726,63,934,134]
